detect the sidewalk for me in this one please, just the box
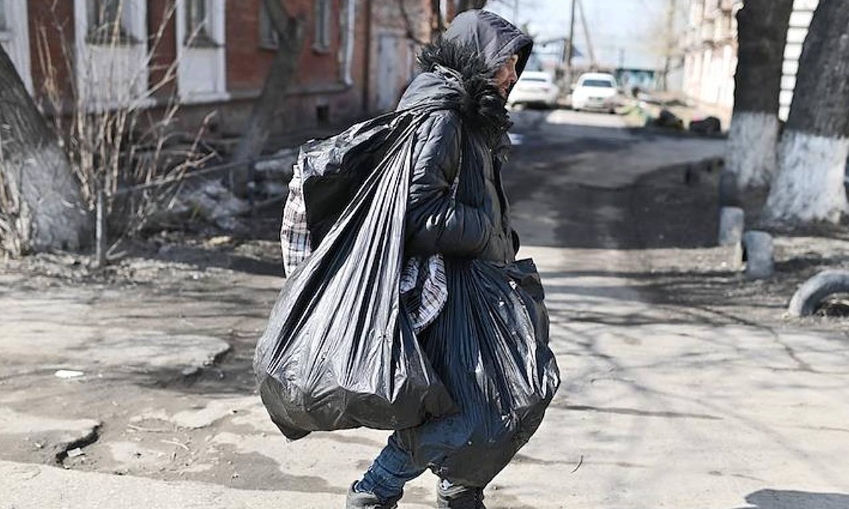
[0,460,429,509]
[2,110,848,508]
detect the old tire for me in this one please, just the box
[787,270,849,317]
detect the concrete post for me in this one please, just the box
[743,230,774,279]
[718,206,744,246]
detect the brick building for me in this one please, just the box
[0,0,449,143]
[681,0,819,120]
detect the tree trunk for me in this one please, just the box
[456,0,487,14]
[231,0,305,195]
[764,0,849,224]
[0,44,90,254]
[726,0,794,190]
[430,0,444,40]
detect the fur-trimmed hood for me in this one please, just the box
[397,10,533,140]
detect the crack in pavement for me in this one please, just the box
[55,424,102,466]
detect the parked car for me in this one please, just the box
[571,73,619,113]
[508,71,560,108]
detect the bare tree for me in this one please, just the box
[429,0,445,39]
[456,0,488,12]
[726,0,794,190]
[648,0,687,91]
[231,0,306,194]
[399,0,433,44]
[764,0,849,224]
[0,44,91,254]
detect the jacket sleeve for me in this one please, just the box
[405,111,494,257]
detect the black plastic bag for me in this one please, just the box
[254,113,456,440]
[397,257,560,487]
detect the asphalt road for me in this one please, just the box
[2,110,849,509]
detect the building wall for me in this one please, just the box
[682,0,818,121]
[148,0,179,98]
[367,0,431,112]
[682,0,739,111]
[20,0,373,140]
[218,0,366,138]
[27,1,76,102]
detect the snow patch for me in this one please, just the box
[726,112,779,189]
[765,130,849,223]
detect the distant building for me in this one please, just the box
[681,0,819,119]
[681,0,741,111]
[615,69,657,92]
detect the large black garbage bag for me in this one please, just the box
[397,258,560,487]
[254,113,456,440]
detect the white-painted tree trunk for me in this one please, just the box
[725,111,780,189]
[764,130,849,223]
[3,144,90,252]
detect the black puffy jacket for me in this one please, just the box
[398,10,533,264]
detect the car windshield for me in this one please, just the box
[521,77,549,83]
[581,79,614,88]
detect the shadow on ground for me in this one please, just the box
[731,489,849,509]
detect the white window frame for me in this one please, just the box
[74,0,149,109]
[259,2,279,50]
[0,0,33,93]
[85,0,136,45]
[184,0,217,47]
[340,0,355,85]
[175,0,227,104]
[313,0,332,53]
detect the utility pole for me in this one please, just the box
[566,0,577,85]
[577,0,596,70]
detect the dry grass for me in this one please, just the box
[0,0,219,257]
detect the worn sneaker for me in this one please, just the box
[436,480,486,509]
[345,482,403,509]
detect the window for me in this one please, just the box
[580,79,614,88]
[313,0,331,52]
[185,0,215,47]
[87,0,132,44]
[259,3,279,50]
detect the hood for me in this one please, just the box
[398,10,533,141]
[442,9,533,79]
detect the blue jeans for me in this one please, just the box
[355,433,427,502]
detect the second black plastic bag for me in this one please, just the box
[397,257,560,487]
[254,113,456,440]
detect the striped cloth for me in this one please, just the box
[281,164,448,334]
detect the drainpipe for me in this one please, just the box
[338,0,356,86]
[362,0,372,113]
[344,0,355,86]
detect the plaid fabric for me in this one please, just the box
[280,163,311,277]
[281,164,448,334]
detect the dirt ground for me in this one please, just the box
[629,163,849,333]
[2,110,849,504]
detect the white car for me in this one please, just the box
[509,72,560,108]
[571,73,619,113]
